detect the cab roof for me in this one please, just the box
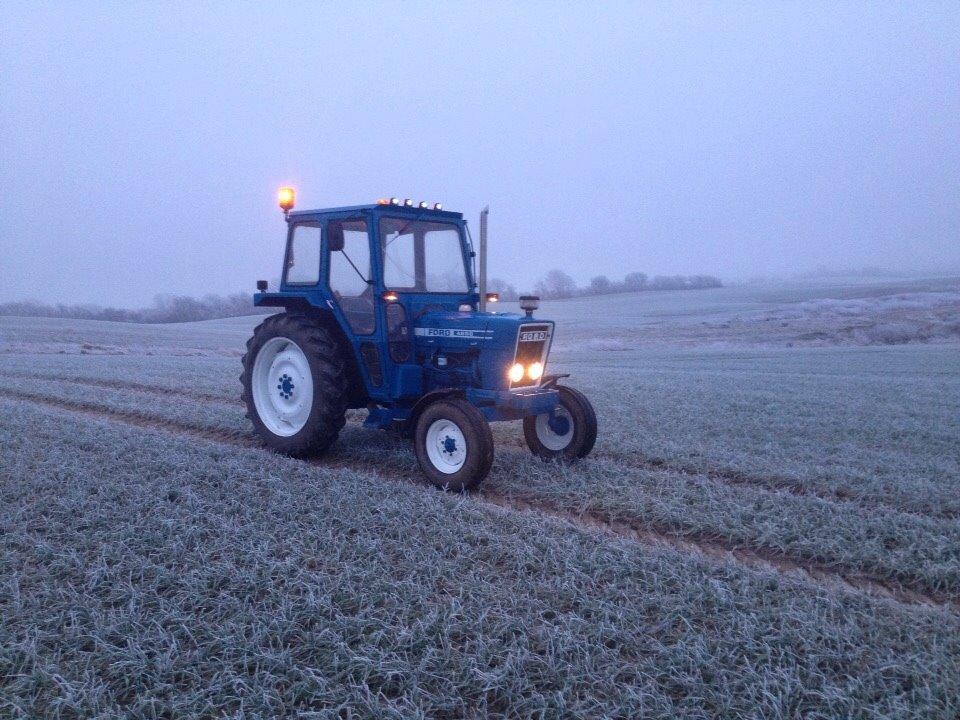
[287,204,464,221]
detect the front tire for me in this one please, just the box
[523,385,597,462]
[241,313,347,457]
[414,398,494,491]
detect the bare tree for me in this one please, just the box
[0,292,272,324]
[534,269,578,299]
[589,275,612,295]
[624,272,648,291]
[487,277,519,301]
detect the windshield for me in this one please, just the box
[380,217,469,293]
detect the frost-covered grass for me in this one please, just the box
[2,279,959,715]
[0,314,259,356]
[2,402,959,718]
[521,275,960,349]
[0,353,243,401]
[0,374,252,436]
[552,345,960,518]
[2,346,958,596]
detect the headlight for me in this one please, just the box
[527,362,543,380]
[508,363,525,383]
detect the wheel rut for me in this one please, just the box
[4,389,957,615]
[494,435,959,523]
[16,371,956,522]
[0,372,241,407]
[478,491,960,613]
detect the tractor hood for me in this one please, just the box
[412,311,555,392]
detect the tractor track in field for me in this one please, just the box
[478,491,960,613]
[0,372,241,407]
[493,435,960,523]
[5,389,958,615]
[603,454,960,522]
[0,388,255,447]
[9,371,957,523]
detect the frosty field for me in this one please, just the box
[1,279,959,718]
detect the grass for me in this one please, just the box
[2,348,957,598]
[1,277,959,716]
[2,402,959,718]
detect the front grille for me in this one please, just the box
[510,323,552,389]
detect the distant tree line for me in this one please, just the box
[1,271,723,323]
[532,269,722,300]
[0,292,272,324]
[486,278,520,301]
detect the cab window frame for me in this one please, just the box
[326,215,376,336]
[282,220,322,286]
[378,214,472,295]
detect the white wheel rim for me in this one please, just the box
[251,336,313,437]
[535,405,574,451]
[425,419,468,474]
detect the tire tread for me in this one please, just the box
[240,312,348,457]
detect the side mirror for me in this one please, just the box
[327,224,345,252]
[256,280,268,292]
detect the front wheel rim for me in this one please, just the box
[251,336,313,437]
[535,405,575,451]
[425,419,468,474]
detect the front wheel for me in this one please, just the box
[523,385,597,462]
[414,398,494,492]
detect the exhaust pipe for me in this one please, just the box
[478,205,489,312]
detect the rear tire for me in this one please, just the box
[414,398,494,491]
[523,385,597,462]
[241,313,347,457]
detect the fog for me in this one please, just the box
[1,2,958,307]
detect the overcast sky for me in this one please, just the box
[1,1,958,307]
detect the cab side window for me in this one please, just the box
[328,218,374,334]
[285,222,321,284]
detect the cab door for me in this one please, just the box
[324,216,385,396]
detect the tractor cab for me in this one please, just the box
[244,190,596,490]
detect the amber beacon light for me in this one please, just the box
[277,186,296,213]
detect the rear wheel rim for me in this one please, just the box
[425,419,467,474]
[251,336,313,437]
[535,405,574,451]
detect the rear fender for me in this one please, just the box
[254,293,315,312]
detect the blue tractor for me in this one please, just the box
[241,189,596,490]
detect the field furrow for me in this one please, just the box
[478,492,959,612]
[565,355,960,519]
[0,354,243,401]
[11,366,950,531]
[6,344,958,520]
[2,334,958,602]
[3,398,959,718]
[0,371,242,406]
[492,430,960,522]
[6,389,957,612]
[5,369,955,523]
